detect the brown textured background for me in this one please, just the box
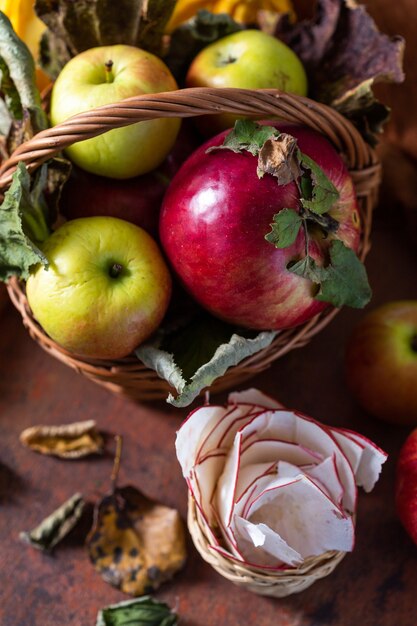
[1,1,417,623]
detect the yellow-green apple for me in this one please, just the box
[345,301,417,425]
[159,123,361,330]
[396,428,417,546]
[26,217,172,359]
[186,29,307,134]
[50,44,180,179]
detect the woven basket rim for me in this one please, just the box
[2,87,381,402]
[187,495,348,597]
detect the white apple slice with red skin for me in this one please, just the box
[234,517,303,568]
[305,455,344,506]
[331,427,388,492]
[228,388,285,410]
[246,475,355,558]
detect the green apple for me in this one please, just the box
[50,45,180,179]
[345,301,417,425]
[26,217,172,359]
[186,29,308,134]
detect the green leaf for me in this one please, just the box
[165,9,242,83]
[136,316,277,407]
[298,151,339,215]
[208,119,279,156]
[265,208,302,248]
[20,493,85,552]
[288,241,372,309]
[0,12,47,132]
[0,162,49,282]
[315,240,372,308]
[96,597,178,626]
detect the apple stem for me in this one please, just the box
[105,60,114,83]
[109,262,123,278]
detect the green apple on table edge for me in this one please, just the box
[50,44,180,179]
[26,217,172,360]
[186,29,308,134]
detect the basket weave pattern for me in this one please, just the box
[0,88,381,401]
[187,497,347,597]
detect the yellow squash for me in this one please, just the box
[0,0,50,90]
[167,0,295,32]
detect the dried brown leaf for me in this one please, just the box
[87,485,187,596]
[20,419,104,459]
[257,133,301,184]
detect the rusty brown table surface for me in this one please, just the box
[0,208,416,626]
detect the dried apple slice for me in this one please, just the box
[228,388,284,410]
[305,455,344,506]
[234,516,303,568]
[246,475,355,558]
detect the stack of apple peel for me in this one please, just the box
[176,389,387,569]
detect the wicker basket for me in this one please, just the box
[187,496,348,597]
[0,87,381,402]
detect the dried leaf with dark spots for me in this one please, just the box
[20,493,85,552]
[87,485,186,596]
[20,419,104,458]
[257,133,301,184]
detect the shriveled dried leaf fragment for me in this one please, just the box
[20,493,85,552]
[20,419,104,458]
[87,485,186,596]
[257,133,301,184]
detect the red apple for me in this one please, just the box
[159,124,360,330]
[345,301,417,425]
[59,123,202,236]
[396,428,417,546]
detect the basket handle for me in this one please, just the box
[0,87,375,188]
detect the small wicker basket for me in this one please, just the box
[0,87,381,402]
[187,496,348,597]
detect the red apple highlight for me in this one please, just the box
[346,301,417,425]
[396,428,417,546]
[159,124,360,330]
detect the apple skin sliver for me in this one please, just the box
[331,427,388,492]
[234,516,303,567]
[246,474,355,558]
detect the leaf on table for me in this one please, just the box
[0,162,49,282]
[0,12,47,135]
[165,9,243,83]
[35,0,177,78]
[274,0,404,143]
[96,596,179,626]
[20,419,104,459]
[136,314,277,408]
[20,493,85,552]
[87,437,187,596]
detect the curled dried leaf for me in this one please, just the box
[20,419,104,458]
[257,133,301,184]
[87,485,187,596]
[20,493,85,552]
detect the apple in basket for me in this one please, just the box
[186,29,308,134]
[50,44,180,179]
[26,217,172,359]
[160,121,369,331]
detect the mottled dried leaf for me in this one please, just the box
[257,134,301,184]
[20,419,104,459]
[35,0,177,78]
[87,486,186,596]
[20,493,85,552]
[274,0,404,142]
